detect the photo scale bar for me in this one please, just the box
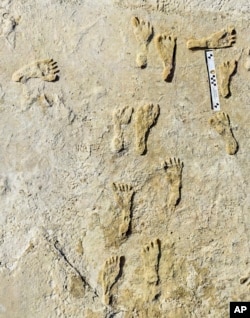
[205,50,220,111]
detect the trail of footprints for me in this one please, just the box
[100,157,183,308]
[100,238,162,307]
[131,16,177,81]
[129,17,239,154]
[111,103,160,155]
[9,13,243,316]
[102,18,242,315]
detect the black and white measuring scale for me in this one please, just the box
[205,50,220,111]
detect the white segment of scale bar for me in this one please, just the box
[205,50,220,111]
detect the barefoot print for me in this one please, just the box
[164,157,183,212]
[134,103,160,155]
[209,111,238,155]
[187,26,236,50]
[111,105,133,153]
[219,59,237,98]
[131,16,153,68]
[112,183,134,240]
[101,255,121,305]
[155,32,176,81]
[142,239,161,301]
[12,59,59,83]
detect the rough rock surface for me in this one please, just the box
[0,0,249,317]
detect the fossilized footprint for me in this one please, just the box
[187,26,236,50]
[101,255,121,305]
[209,111,238,155]
[164,157,183,212]
[12,59,59,83]
[112,182,134,240]
[142,239,160,301]
[131,16,153,68]
[135,103,160,155]
[155,32,176,81]
[219,59,237,98]
[111,105,133,153]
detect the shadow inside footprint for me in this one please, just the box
[225,60,238,99]
[141,108,160,155]
[164,42,177,83]
[51,74,60,82]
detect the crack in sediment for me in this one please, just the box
[53,240,99,298]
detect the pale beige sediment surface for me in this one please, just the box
[0,0,249,317]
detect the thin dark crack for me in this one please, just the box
[53,240,99,298]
